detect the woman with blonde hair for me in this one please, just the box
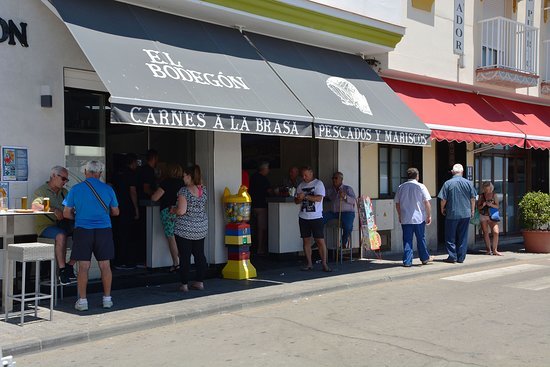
[477,181,501,256]
[151,163,183,272]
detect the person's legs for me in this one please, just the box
[191,238,206,288]
[98,260,112,296]
[490,220,501,255]
[299,218,313,268]
[311,218,330,271]
[160,208,179,267]
[414,222,430,263]
[340,211,355,248]
[302,237,313,268]
[76,261,90,299]
[175,235,192,289]
[315,238,330,271]
[70,227,94,304]
[401,224,414,266]
[480,218,492,254]
[445,218,459,261]
[167,236,180,267]
[41,226,70,268]
[54,232,68,268]
[456,218,470,263]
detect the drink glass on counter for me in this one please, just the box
[0,197,7,211]
[21,196,27,209]
[43,197,50,212]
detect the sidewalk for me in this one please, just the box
[1,243,546,357]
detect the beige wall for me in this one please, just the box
[360,143,379,198]
[422,143,436,195]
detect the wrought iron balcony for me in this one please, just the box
[477,17,539,88]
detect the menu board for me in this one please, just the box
[2,146,29,181]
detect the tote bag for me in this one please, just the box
[489,207,500,222]
[470,207,480,226]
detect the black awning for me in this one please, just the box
[47,0,314,138]
[246,33,431,146]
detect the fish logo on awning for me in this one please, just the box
[326,77,372,115]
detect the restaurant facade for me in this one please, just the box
[0,0,436,273]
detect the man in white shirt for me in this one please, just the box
[395,167,432,267]
[294,167,331,272]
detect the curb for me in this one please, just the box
[2,255,520,357]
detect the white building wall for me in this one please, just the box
[0,0,94,234]
[387,0,544,98]
[308,0,405,26]
[388,0,477,84]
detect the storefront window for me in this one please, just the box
[64,88,109,185]
[379,145,422,198]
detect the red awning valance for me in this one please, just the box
[385,78,550,150]
[484,96,550,150]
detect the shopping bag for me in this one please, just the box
[470,207,480,226]
[489,207,500,222]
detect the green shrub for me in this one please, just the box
[518,191,550,230]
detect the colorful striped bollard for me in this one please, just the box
[222,223,257,279]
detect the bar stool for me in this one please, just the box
[37,236,74,305]
[4,242,55,325]
[325,222,353,264]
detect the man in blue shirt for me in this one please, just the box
[437,163,477,263]
[395,168,432,267]
[63,161,119,311]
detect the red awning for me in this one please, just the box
[484,96,550,150]
[384,78,526,148]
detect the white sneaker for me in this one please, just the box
[75,299,88,311]
[102,298,113,309]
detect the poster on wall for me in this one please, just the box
[0,182,8,198]
[2,146,29,181]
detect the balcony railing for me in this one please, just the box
[543,40,550,82]
[479,17,538,75]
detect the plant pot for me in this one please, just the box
[522,230,550,253]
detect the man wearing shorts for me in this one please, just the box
[294,167,331,272]
[32,165,76,285]
[63,161,119,311]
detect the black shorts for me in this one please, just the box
[299,217,325,239]
[71,227,115,261]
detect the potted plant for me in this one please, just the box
[518,191,550,253]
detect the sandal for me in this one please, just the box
[169,265,180,273]
[190,282,204,291]
[300,266,313,271]
[322,265,333,273]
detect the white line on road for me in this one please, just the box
[507,275,550,291]
[441,264,548,283]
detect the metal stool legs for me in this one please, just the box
[5,243,55,325]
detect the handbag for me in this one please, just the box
[470,207,480,226]
[489,207,500,222]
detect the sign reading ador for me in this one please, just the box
[453,0,464,55]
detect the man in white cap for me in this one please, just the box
[437,163,477,263]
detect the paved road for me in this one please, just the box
[16,256,550,366]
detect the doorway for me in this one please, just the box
[435,141,467,248]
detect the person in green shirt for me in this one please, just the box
[32,165,75,285]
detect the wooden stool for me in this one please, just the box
[4,242,54,325]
